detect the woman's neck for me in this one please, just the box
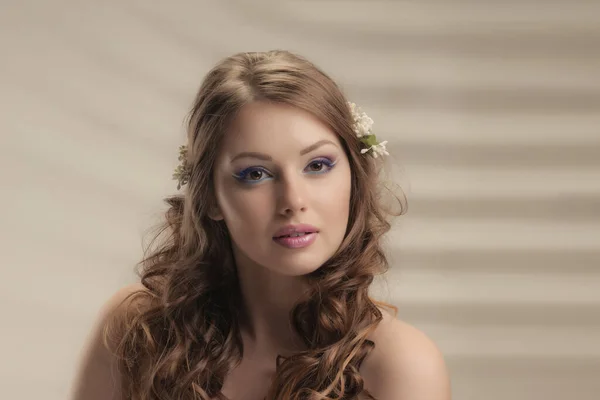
[233,250,309,356]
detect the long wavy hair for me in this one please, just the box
[105,50,404,400]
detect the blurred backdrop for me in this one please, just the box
[1,1,599,399]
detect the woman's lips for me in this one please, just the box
[273,223,318,238]
[272,224,319,249]
[273,232,317,249]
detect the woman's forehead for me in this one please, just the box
[219,102,341,158]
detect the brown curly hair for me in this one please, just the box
[104,50,404,400]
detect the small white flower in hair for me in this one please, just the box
[348,102,374,138]
[348,102,388,159]
[361,141,389,158]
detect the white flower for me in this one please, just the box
[348,101,389,159]
[360,141,389,158]
[348,102,374,138]
[372,141,389,157]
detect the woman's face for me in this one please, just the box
[212,101,352,276]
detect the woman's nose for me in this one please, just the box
[277,174,307,216]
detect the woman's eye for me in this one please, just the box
[304,158,336,174]
[234,167,272,183]
[247,170,264,180]
[308,161,324,172]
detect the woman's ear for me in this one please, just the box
[207,202,224,221]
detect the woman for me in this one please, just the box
[72,50,451,400]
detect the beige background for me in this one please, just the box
[1,1,599,399]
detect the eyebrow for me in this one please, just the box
[230,139,338,163]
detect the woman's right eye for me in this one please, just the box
[248,170,263,180]
[233,167,273,184]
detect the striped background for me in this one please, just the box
[1,1,599,399]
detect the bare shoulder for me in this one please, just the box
[360,308,452,400]
[69,283,148,400]
[101,282,150,322]
[92,282,150,344]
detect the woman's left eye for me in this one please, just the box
[304,158,336,174]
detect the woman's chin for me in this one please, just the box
[265,254,328,277]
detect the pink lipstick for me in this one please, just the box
[273,224,319,249]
